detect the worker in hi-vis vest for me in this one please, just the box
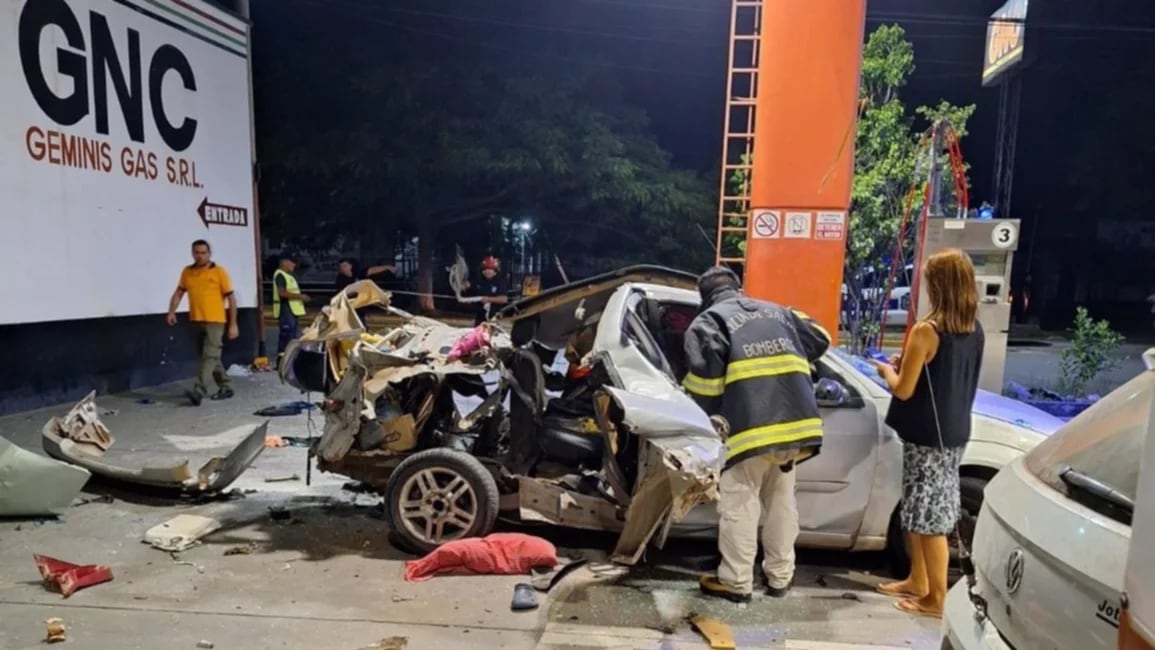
[273,253,310,360]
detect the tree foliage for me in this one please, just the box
[843,25,976,351]
[1057,306,1124,397]
[255,22,713,310]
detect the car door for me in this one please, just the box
[591,285,724,563]
[794,358,882,541]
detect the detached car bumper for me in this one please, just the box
[942,580,1013,650]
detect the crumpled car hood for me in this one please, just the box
[42,392,267,494]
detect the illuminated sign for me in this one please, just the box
[982,0,1028,87]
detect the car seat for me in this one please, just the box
[507,345,604,473]
[537,414,604,466]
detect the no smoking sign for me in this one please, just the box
[751,210,781,239]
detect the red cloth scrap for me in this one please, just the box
[404,533,558,582]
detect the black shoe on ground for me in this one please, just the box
[209,388,235,401]
[185,389,204,406]
[762,576,794,598]
[699,576,752,604]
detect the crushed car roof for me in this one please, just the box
[494,265,698,322]
[495,265,698,350]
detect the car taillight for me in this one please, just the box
[321,399,344,413]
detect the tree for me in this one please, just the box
[842,25,976,351]
[256,34,714,310]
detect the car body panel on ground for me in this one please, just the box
[41,392,268,494]
[0,436,90,516]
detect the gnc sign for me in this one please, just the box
[0,0,256,324]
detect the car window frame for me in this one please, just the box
[621,291,677,380]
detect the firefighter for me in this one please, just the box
[682,266,831,602]
[461,255,509,325]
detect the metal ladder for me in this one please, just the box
[714,0,763,271]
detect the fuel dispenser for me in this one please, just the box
[915,218,1021,393]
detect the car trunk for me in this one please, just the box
[972,460,1129,649]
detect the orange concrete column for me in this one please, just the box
[745,0,867,344]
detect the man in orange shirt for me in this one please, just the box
[166,240,239,406]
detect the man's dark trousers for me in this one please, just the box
[277,309,299,358]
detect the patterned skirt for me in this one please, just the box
[900,443,965,536]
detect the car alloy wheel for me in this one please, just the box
[397,467,479,545]
[384,448,500,554]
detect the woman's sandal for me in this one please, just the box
[894,598,943,619]
[875,582,925,599]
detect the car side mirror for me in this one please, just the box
[815,377,850,408]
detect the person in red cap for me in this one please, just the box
[462,255,509,325]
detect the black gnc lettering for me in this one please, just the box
[90,13,144,143]
[149,45,197,152]
[18,0,198,152]
[19,0,89,127]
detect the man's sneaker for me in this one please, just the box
[762,576,794,598]
[185,389,204,407]
[209,388,235,401]
[698,576,752,603]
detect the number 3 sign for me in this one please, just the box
[991,221,1019,249]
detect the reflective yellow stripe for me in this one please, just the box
[726,418,823,459]
[683,372,725,397]
[724,354,811,384]
[792,308,831,343]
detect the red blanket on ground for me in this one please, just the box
[403,533,558,582]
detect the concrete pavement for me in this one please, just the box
[0,373,546,649]
[0,372,944,649]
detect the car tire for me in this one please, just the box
[384,448,500,555]
[956,475,987,555]
[886,506,910,577]
[885,474,990,577]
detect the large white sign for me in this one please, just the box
[0,0,255,324]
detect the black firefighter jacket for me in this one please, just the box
[682,287,831,472]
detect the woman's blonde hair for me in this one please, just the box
[923,248,978,335]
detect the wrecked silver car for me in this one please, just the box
[280,266,721,563]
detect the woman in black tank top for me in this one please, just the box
[871,248,985,618]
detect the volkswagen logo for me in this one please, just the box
[1006,549,1025,594]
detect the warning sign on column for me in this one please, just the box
[751,210,781,239]
[784,212,812,239]
[815,211,847,241]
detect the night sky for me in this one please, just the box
[253,0,1155,332]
